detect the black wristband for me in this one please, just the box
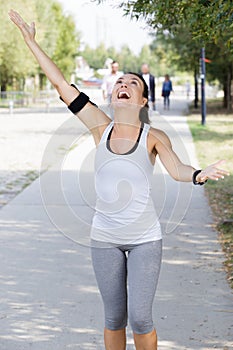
[192,169,207,185]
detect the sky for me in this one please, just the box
[57,0,153,54]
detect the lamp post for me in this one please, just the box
[200,47,206,125]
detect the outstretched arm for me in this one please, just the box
[153,129,229,183]
[8,10,110,138]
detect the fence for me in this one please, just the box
[0,90,59,113]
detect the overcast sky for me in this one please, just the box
[57,0,153,54]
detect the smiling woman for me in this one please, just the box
[111,73,150,124]
[8,9,230,350]
[112,75,146,104]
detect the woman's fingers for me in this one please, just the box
[9,10,36,40]
[200,160,230,182]
[9,10,23,26]
[212,159,226,167]
[9,10,27,30]
[210,161,230,178]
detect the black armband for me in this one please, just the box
[192,169,207,185]
[59,83,98,113]
[68,92,89,114]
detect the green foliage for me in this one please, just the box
[116,44,139,72]
[93,2,230,82]
[0,0,37,90]
[1,0,81,91]
[81,39,177,77]
[148,33,180,76]
[95,0,232,108]
[81,42,140,73]
[82,43,110,70]
[116,0,233,52]
[51,2,81,80]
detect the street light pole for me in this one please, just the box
[200,47,206,125]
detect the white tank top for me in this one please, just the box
[91,121,162,245]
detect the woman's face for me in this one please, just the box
[111,74,147,109]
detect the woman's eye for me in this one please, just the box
[131,81,138,85]
[117,80,122,84]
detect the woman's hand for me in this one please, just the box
[196,160,230,183]
[9,10,36,43]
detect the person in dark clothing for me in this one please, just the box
[140,63,156,111]
[162,74,173,110]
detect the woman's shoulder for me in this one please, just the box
[149,126,171,145]
[149,126,167,137]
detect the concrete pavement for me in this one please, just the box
[0,96,232,349]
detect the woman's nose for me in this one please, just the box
[120,82,127,88]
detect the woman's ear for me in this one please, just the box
[142,97,148,106]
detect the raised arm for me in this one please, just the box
[8,10,110,139]
[153,128,229,184]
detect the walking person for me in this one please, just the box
[101,60,122,104]
[185,80,191,99]
[9,10,229,350]
[140,63,156,111]
[162,74,173,110]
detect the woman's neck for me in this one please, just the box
[113,108,141,128]
[112,112,142,139]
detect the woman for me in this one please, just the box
[162,74,173,110]
[9,10,229,350]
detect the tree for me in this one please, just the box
[116,44,138,73]
[33,0,59,89]
[82,42,109,70]
[0,0,81,91]
[152,29,200,107]
[114,0,233,51]
[0,0,37,92]
[51,3,81,82]
[205,42,233,110]
[96,0,233,110]
[148,33,179,77]
[81,43,139,73]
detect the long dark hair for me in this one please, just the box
[127,72,150,124]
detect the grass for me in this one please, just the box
[187,100,233,288]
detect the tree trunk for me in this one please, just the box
[223,82,227,109]
[231,79,233,112]
[226,64,232,112]
[39,73,46,90]
[0,81,7,98]
[223,64,232,111]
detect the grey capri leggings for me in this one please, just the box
[91,239,162,334]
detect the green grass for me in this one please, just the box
[187,101,233,288]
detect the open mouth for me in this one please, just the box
[117,91,130,99]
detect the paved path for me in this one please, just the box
[0,96,232,350]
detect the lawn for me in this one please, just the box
[187,100,233,288]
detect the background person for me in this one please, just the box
[101,60,122,103]
[140,63,156,111]
[162,74,173,110]
[185,80,191,99]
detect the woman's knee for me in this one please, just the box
[105,312,128,331]
[104,293,128,331]
[129,310,154,334]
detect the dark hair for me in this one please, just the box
[127,72,150,124]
